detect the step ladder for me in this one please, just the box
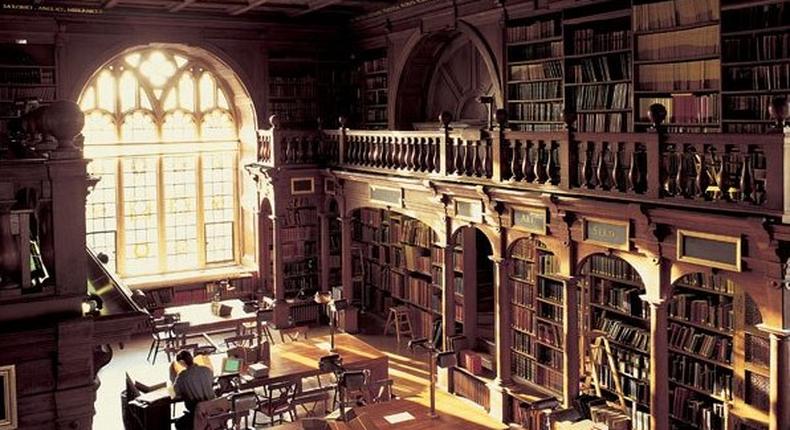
[587,331,628,414]
[383,306,414,343]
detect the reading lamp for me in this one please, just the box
[408,337,456,419]
[315,292,348,351]
[338,369,367,421]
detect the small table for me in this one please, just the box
[166,299,255,335]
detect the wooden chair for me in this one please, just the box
[224,334,255,350]
[253,380,299,427]
[292,385,333,417]
[230,390,257,430]
[147,313,179,364]
[164,321,192,362]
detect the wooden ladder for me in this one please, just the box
[587,331,628,414]
[383,306,414,343]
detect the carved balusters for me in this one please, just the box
[453,137,463,175]
[386,136,395,168]
[628,147,643,193]
[581,142,595,189]
[595,142,611,190]
[740,153,753,203]
[545,142,557,185]
[508,140,519,181]
[523,142,533,183]
[534,143,547,183]
[611,144,623,191]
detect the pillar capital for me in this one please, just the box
[639,294,668,309]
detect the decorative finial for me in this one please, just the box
[562,109,577,131]
[42,100,84,152]
[269,114,280,129]
[648,103,667,132]
[338,116,347,129]
[439,111,453,129]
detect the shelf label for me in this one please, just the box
[677,229,741,272]
[290,177,315,195]
[369,185,402,207]
[583,218,629,250]
[512,207,547,234]
[454,199,482,222]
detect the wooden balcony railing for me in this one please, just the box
[254,110,790,217]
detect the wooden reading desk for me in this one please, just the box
[166,299,255,335]
[266,398,501,430]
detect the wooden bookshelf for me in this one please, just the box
[360,51,388,130]
[506,13,565,132]
[352,208,441,339]
[281,196,320,299]
[509,238,565,398]
[0,43,56,135]
[721,0,790,133]
[563,10,633,132]
[668,273,734,430]
[633,0,721,133]
[582,254,650,430]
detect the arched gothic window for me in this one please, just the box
[80,48,238,277]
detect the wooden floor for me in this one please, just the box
[94,324,508,429]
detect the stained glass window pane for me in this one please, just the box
[120,71,138,112]
[86,158,118,273]
[203,153,235,263]
[162,111,198,142]
[178,73,195,111]
[201,110,236,141]
[139,51,176,87]
[164,156,198,271]
[97,70,115,112]
[80,86,96,111]
[122,157,159,275]
[199,73,216,112]
[83,112,117,144]
[121,111,157,143]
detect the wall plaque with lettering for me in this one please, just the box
[290,177,315,194]
[512,207,547,235]
[582,218,629,250]
[677,230,741,272]
[369,186,402,207]
[455,199,482,222]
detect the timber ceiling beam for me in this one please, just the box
[228,0,270,15]
[103,0,122,8]
[170,0,198,12]
[288,0,344,16]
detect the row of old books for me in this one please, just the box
[577,113,627,133]
[362,57,387,74]
[512,353,563,393]
[538,277,562,302]
[725,64,790,91]
[511,239,535,260]
[280,225,316,242]
[539,254,559,275]
[636,59,720,92]
[596,362,650,404]
[0,67,54,85]
[0,85,56,101]
[725,94,786,120]
[571,82,630,110]
[589,404,630,430]
[721,1,789,31]
[404,276,438,310]
[270,77,316,98]
[723,33,790,63]
[352,223,381,243]
[364,75,387,90]
[670,355,733,400]
[365,108,387,123]
[513,259,536,283]
[536,319,562,347]
[592,283,647,318]
[670,386,725,430]
[365,90,387,105]
[283,274,317,295]
[587,253,640,282]
[508,80,562,100]
[507,18,559,43]
[568,53,632,83]
[509,101,563,122]
[508,41,563,63]
[611,345,649,380]
[269,100,318,125]
[357,208,382,225]
[597,317,649,352]
[669,294,733,330]
[452,370,489,405]
[280,207,317,227]
[637,94,720,124]
[513,304,534,334]
[282,241,317,260]
[401,218,433,247]
[283,257,316,277]
[512,330,534,355]
[668,322,733,363]
[538,300,562,323]
[633,0,719,32]
[636,25,719,61]
[676,273,735,294]
[513,280,535,306]
[570,28,630,55]
[510,60,563,81]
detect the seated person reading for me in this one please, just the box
[173,350,216,429]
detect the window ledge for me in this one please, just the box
[125,265,257,291]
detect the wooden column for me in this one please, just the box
[258,211,272,295]
[338,215,357,331]
[270,214,290,326]
[462,228,477,341]
[647,298,669,430]
[319,211,330,292]
[491,256,511,385]
[563,277,580,407]
[441,243,456,351]
[783,129,790,223]
[758,325,790,430]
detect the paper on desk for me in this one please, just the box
[383,412,415,424]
